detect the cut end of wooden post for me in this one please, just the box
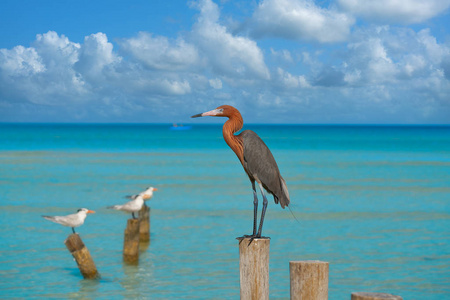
[351,292,403,300]
[65,233,85,252]
[290,260,329,300]
[236,236,270,242]
[126,218,140,229]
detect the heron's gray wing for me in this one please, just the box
[240,130,282,197]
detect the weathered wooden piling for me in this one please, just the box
[138,204,150,242]
[351,292,403,300]
[290,260,329,300]
[123,218,140,263]
[237,237,270,300]
[64,233,99,279]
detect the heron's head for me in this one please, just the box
[191,105,237,118]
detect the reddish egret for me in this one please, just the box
[191,105,290,238]
[42,208,95,234]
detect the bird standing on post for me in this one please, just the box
[126,186,158,201]
[42,208,95,234]
[108,195,145,219]
[191,105,290,239]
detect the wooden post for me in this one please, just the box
[351,292,403,300]
[238,237,270,300]
[138,204,150,242]
[64,233,99,279]
[123,218,140,264]
[290,260,329,300]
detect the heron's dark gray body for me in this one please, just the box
[240,130,290,209]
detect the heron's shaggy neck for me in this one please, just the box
[222,109,244,165]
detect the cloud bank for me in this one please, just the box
[0,0,449,123]
[246,0,355,42]
[338,0,450,24]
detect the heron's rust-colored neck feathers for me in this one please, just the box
[221,107,244,165]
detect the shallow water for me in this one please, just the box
[0,124,449,299]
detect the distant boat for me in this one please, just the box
[170,123,192,130]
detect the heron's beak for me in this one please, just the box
[87,210,95,214]
[153,188,158,191]
[191,109,221,118]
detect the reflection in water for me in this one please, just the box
[140,241,150,252]
[77,278,101,298]
[121,262,140,299]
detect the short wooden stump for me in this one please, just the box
[123,218,140,264]
[65,233,99,279]
[290,260,329,300]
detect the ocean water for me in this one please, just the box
[0,124,449,299]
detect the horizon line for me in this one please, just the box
[1,122,449,127]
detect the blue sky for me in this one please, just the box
[1,0,449,124]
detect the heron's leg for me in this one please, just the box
[251,181,258,236]
[72,227,76,234]
[256,182,268,238]
[132,212,136,219]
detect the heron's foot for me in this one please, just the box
[236,234,270,239]
[236,234,255,241]
[236,235,270,246]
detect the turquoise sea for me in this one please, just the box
[0,124,449,299]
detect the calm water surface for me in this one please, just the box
[0,124,449,299]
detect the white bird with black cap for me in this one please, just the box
[42,208,95,234]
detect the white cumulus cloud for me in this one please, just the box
[276,68,310,89]
[338,0,450,24]
[33,31,80,66]
[119,32,199,71]
[190,0,270,81]
[0,46,45,76]
[339,26,450,86]
[1,31,86,105]
[209,78,223,89]
[75,32,121,81]
[246,0,355,43]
